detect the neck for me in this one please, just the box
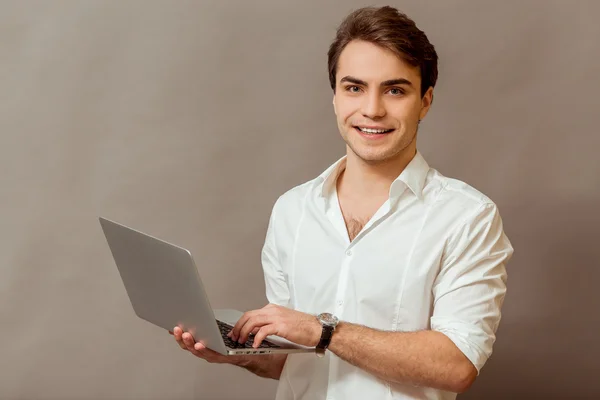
[338,143,417,199]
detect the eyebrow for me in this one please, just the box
[339,76,414,88]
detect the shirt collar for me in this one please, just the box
[314,150,430,200]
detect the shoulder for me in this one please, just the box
[425,169,502,228]
[429,168,496,205]
[265,178,319,248]
[271,179,317,219]
[422,170,514,262]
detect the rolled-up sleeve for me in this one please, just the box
[261,197,290,307]
[430,202,514,373]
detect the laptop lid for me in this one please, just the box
[98,217,228,354]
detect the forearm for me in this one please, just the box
[231,354,288,380]
[328,322,477,393]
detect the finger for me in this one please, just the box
[183,339,209,359]
[227,326,258,338]
[194,341,219,356]
[173,326,183,339]
[188,341,210,359]
[192,342,227,363]
[182,332,197,352]
[231,311,255,341]
[231,310,259,341]
[238,315,271,344]
[193,342,218,356]
[194,342,206,351]
[252,324,278,348]
[173,327,187,350]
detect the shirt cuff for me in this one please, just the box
[431,318,493,374]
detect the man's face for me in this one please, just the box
[333,40,433,164]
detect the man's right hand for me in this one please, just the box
[170,326,238,364]
[169,325,288,380]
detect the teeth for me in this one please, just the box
[358,127,390,134]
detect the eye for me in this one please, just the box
[388,88,405,96]
[345,85,362,93]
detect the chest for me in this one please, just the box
[281,200,447,331]
[337,194,387,242]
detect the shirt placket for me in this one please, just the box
[322,188,397,400]
[327,245,354,400]
[320,191,348,400]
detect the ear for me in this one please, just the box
[332,94,337,116]
[419,87,434,121]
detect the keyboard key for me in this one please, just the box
[216,319,280,349]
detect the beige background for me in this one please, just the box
[1,0,598,399]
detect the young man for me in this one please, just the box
[172,6,514,399]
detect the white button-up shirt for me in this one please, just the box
[261,151,514,400]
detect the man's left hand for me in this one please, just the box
[229,304,321,348]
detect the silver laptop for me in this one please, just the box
[99,217,315,355]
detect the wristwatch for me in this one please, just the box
[315,312,339,357]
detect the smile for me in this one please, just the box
[354,126,394,135]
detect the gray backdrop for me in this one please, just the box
[1,0,598,399]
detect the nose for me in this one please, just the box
[361,92,386,119]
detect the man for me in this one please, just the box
[172,6,514,400]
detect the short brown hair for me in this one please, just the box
[327,6,438,98]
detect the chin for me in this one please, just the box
[352,149,396,163]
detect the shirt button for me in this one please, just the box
[346,250,352,256]
[337,300,344,306]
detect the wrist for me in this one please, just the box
[229,355,253,367]
[315,313,339,356]
[312,318,322,347]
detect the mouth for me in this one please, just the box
[353,126,395,136]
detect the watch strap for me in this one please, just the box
[316,324,335,356]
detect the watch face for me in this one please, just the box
[319,313,339,326]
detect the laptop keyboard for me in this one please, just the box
[216,320,280,349]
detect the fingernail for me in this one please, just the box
[227,331,232,337]
[194,343,201,350]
